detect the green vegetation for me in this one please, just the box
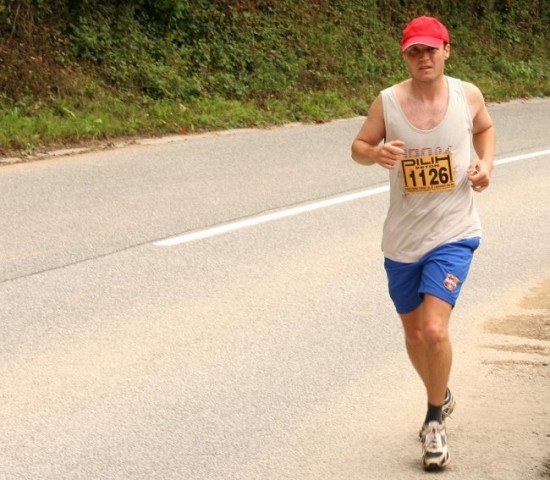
[0,0,549,157]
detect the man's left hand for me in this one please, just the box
[467,159,492,192]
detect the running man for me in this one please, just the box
[351,16,495,470]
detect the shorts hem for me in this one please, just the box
[396,300,423,315]
[420,289,456,308]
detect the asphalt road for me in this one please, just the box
[0,98,549,479]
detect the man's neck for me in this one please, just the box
[408,75,448,102]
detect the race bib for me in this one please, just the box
[400,153,455,194]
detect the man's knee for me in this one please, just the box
[422,320,450,350]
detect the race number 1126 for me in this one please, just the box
[400,153,455,194]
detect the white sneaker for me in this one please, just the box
[422,421,450,471]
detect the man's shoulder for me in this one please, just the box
[451,78,487,120]
[458,80,484,106]
[453,78,482,96]
[445,76,484,107]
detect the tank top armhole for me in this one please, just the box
[380,87,393,141]
[450,77,474,129]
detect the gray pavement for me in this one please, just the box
[0,98,549,479]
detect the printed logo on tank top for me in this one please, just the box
[400,146,455,194]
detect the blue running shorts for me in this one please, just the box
[384,237,481,315]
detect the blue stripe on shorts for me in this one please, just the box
[384,237,481,314]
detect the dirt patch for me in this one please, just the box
[483,344,550,357]
[478,280,550,478]
[481,343,550,357]
[483,279,550,343]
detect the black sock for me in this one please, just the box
[424,402,444,424]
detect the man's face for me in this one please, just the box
[403,43,450,81]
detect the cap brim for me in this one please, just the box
[402,36,444,51]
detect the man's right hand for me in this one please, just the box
[376,140,406,169]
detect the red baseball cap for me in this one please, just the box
[401,16,450,52]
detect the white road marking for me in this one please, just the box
[492,149,550,165]
[153,185,389,246]
[153,149,550,247]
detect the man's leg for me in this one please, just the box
[391,239,479,470]
[402,294,453,470]
[400,294,452,406]
[421,294,452,407]
[400,305,428,387]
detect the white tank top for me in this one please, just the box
[381,76,481,262]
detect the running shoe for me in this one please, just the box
[422,421,450,471]
[419,388,456,440]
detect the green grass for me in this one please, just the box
[0,74,548,158]
[0,89,370,156]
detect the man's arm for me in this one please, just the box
[464,82,496,192]
[351,94,405,169]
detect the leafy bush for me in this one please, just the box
[0,0,548,155]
